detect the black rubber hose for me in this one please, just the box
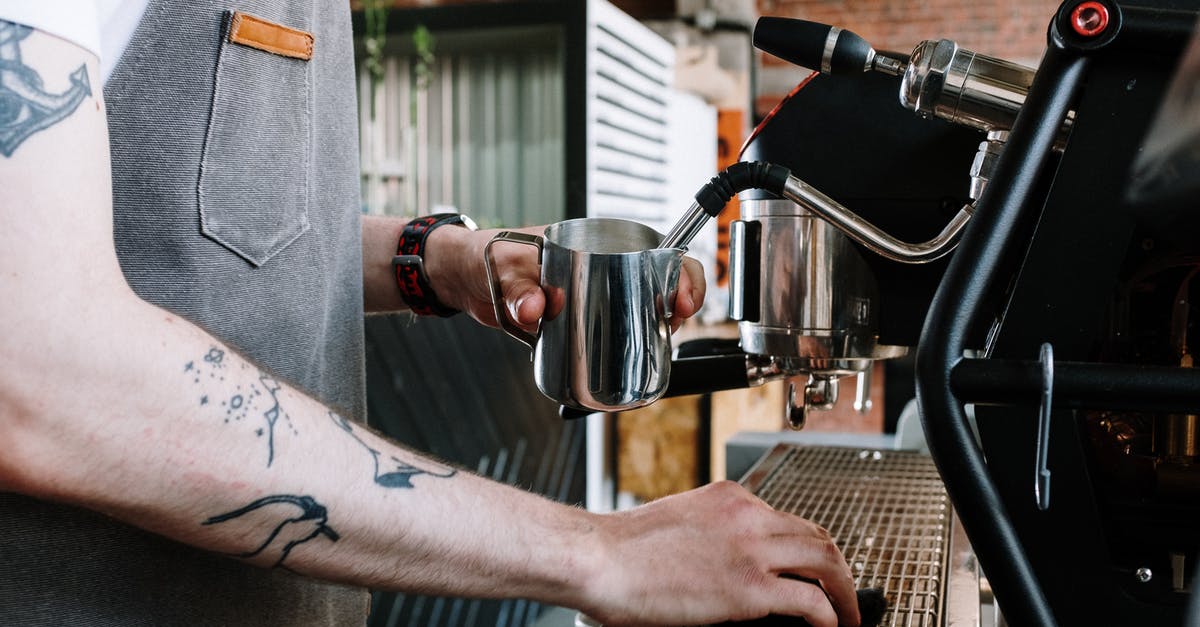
[694,161,790,217]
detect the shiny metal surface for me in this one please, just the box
[485,218,682,412]
[872,52,907,76]
[730,199,909,371]
[1035,343,1054,511]
[780,176,973,264]
[821,26,840,75]
[745,355,789,387]
[946,504,983,627]
[785,375,842,430]
[969,133,1007,201]
[728,219,752,322]
[854,368,874,414]
[743,334,907,373]
[741,445,970,627]
[804,375,839,410]
[658,200,707,251]
[785,381,807,430]
[900,39,1036,133]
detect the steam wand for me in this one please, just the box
[661,161,973,264]
[659,162,791,251]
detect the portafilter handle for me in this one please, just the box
[557,339,784,420]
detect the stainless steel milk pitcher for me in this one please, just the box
[485,218,684,412]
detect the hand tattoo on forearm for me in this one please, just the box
[329,412,457,488]
[186,347,297,467]
[203,494,338,568]
[0,20,93,157]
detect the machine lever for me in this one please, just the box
[754,17,906,76]
[1035,343,1054,511]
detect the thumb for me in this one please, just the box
[504,279,544,327]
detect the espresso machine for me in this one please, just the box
[652,0,1200,624]
[661,13,1057,427]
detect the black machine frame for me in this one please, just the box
[914,1,1200,626]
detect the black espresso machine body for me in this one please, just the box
[950,3,1200,624]
[720,1,1200,625]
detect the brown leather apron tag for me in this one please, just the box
[227,11,313,60]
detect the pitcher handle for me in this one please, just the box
[484,231,543,350]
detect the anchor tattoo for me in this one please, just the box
[0,21,92,157]
[328,412,457,488]
[203,494,339,568]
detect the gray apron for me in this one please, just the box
[0,0,370,623]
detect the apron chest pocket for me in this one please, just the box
[199,11,313,267]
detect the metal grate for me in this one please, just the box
[743,445,951,627]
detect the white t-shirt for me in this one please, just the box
[0,0,149,84]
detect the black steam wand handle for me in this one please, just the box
[753,17,876,75]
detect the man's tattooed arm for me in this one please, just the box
[0,20,610,608]
[187,346,459,569]
[0,20,93,157]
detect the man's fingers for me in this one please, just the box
[763,539,860,627]
[767,577,840,627]
[681,257,706,313]
[669,258,706,333]
[759,509,835,540]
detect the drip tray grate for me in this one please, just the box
[741,445,954,627]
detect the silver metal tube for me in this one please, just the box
[781,175,973,264]
[659,200,708,251]
[901,39,1036,133]
[854,367,873,414]
[871,53,906,77]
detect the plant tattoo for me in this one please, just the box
[186,347,297,467]
[203,495,339,568]
[329,412,457,488]
[0,21,93,157]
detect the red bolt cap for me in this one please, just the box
[1071,1,1110,37]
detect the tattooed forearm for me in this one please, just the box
[203,494,339,568]
[0,20,93,157]
[186,347,297,467]
[329,412,457,488]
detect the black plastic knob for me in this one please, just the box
[754,17,875,75]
